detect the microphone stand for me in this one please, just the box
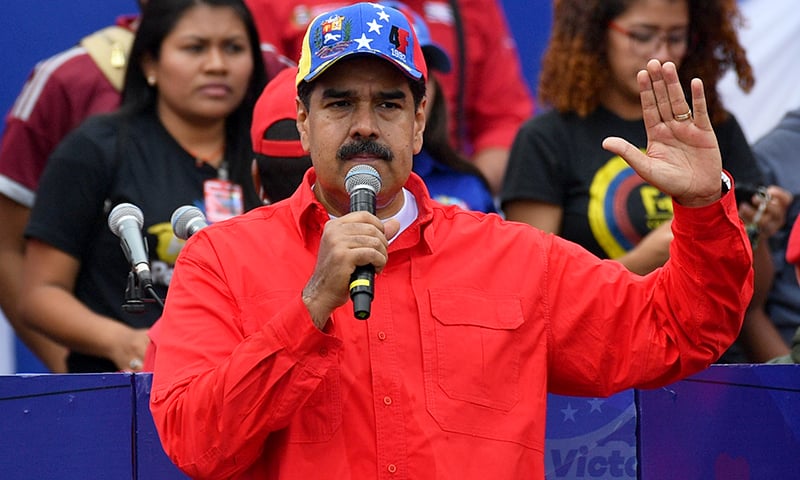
[122,271,165,313]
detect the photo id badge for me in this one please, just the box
[204,179,243,223]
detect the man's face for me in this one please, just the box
[297,56,426,217]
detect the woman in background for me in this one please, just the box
[501,0,791,362]
[19,0,265,372]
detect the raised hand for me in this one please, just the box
[602,59,722,208]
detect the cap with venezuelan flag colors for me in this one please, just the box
[296,2,428,86]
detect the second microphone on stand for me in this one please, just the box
[171,205,209,240]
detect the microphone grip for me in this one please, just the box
[350,265,374,320]
[350,189,376,215]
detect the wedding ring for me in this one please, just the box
[674,110,692,121]
[129,358,143,370]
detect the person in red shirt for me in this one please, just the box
[149,3,753,478]
[250,66,312,205]
[244,0,533,193]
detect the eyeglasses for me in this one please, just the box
[608,21,689,57]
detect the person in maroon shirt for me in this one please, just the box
[0,13,140,373]
[149,3,752,478]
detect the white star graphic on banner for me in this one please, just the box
[367,19,383,33]
[354,33,373,49]
[561,403,578,422]
[377,10,390,22]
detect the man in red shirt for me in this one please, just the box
[245,0,533,193]
[149,3,753,478]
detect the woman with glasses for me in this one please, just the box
[501,0,792,362]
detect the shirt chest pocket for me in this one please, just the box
[422,289,536,447]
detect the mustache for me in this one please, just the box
[337,139,394,162]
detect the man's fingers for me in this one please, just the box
[638,69,662,129]
[646,60,675,124]
[661,62,692,122]
[689,78,711,130]
[602,137,647,171]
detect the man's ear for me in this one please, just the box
[296,96,310,151]
[413,97,427,154]
[250,158,268,203]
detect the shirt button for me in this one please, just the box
[377,331,387,341]
[387,464,397,473]
[318,347,328,357]
[383,396,392,406]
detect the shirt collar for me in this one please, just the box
[289,168,435,253]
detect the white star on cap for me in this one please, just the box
[377,10,390,22]
[354,33,373,49]
[367,19,383,33]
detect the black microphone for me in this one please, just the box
[344,164,382,320]
[108,203,153,289]
[171,205,209,240]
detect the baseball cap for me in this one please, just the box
[296,2,428,86]
[380,1,450,73]
[251,66,312,203]
[251,67,306,158]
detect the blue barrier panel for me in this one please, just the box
[4,366,796,478]
[545,390,637,479]
[0,374,134,479]
[134,375,188,479]
[639,364,800,479]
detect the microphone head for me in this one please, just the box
[345,165,382,195]
[108,203,144,237]
[171,205,206,240]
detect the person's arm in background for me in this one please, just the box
[17,127,147,372]
[738,241,790,361]
[502,200,562,234]
[0,18,132,372]
[0,195,67,372]
[0,55,94,373]
[20,239,148,371]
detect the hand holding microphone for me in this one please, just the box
[345,165,382,319]
[302,165,398,327]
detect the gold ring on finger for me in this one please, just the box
[674,110,692,121]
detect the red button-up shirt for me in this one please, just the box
[150,170,752,479]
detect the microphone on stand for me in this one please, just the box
[108,203,164,310]
[171,205,208,240]
[108,203,153,289]
[344,164,382,320]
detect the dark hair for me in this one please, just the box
[539,0,752,124]
[255,119,312,203]
[121,0,266,209]
[423,78,490,190]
